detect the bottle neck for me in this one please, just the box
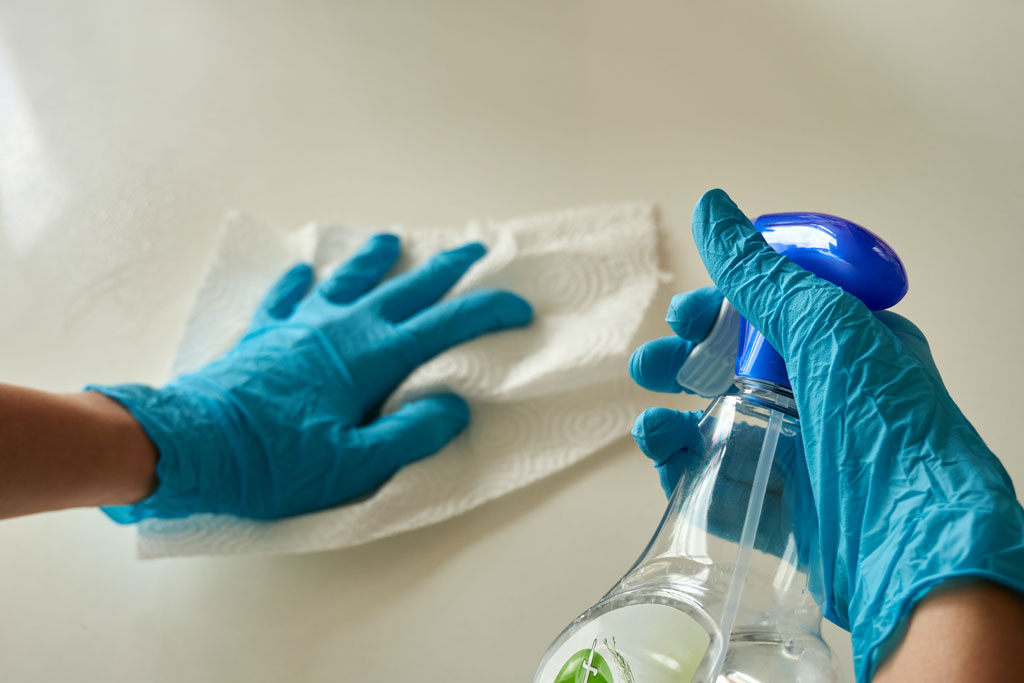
[732,377,798,418]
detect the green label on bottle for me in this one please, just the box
[539,604,709,683]
[553,645,615,683]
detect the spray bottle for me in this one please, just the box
[534,211,908,683]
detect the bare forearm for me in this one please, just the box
[874,580,1024,681]
[0,383,157,519]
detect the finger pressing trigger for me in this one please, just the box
[665,286,723,341]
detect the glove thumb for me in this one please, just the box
[691,189,873,369]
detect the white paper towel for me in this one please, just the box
[136,203,668,558]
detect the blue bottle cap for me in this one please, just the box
[736,212,909,389]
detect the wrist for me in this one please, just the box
[75,391,159,506]
[86,378,253,522]
[873,579,1024,682]
[0,384,159,518]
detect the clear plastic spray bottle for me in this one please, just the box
[534,212,908,683]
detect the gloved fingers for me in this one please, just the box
[351,393,470,484]
[631,407,702,499]
[631,407,702,468]
[399,289,533,362]
[634,405,700,497]
[250,263,315,330]
[629,336,693,393]
[691,189,872,355]
[318,233,401,304]
[630,287,728,395]
[372,242,487,322]
[665,286,724,341]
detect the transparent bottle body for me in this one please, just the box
[535,380,839,683]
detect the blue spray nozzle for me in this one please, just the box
[753,212,908,309]
[735,212,909,389]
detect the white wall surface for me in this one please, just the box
[1,2,1022,681]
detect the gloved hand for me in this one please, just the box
[90,234,532,522]
[629,189,1024,682]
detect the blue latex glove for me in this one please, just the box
[630,189,1024,681]
[90,234,532,522]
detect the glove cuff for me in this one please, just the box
[85,379,251,522]
[849,502,1024,682]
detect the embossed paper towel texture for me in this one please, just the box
[137,204,667,558]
